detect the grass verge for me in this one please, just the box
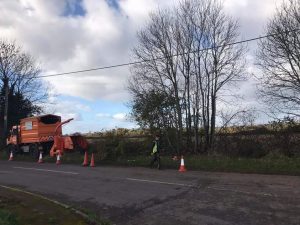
[0,185,110,225]
[0,209,18,225]
[113,154,300,175]
[1,149,300,176]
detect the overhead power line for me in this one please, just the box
[38,28,300,79]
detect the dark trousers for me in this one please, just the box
[150,153,161,169]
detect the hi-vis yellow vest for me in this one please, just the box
[152,141,158,154]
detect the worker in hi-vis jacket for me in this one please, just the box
[150,134,161,169]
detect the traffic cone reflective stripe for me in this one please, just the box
[178,155,187,172]
[90,153,95,167]
[8,151,13,161]
[82,151,89,166]
[56,152,61,165]
[38,152,43,163]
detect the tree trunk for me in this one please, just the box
[210,95,216,149]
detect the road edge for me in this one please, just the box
[0,184,102,225]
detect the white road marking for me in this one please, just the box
[126,178,194,187]
[13,166,79,175]
[0,170,14,174]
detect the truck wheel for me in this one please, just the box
[42,142,53,156]
[75,145,85,155]
[6,144,17,156]
[29,144,39,159]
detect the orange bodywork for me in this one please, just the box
[7,114,88,157]
[49,135,88,157]
[7,114,62,145]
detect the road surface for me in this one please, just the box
[0,161,299,225]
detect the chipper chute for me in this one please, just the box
[50,118,88,157]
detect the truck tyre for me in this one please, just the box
[29,144,39,159]
[75,145,86,155]
[41,142,53,156]
[6,144,17,156]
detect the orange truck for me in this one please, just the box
[6,114,88,158]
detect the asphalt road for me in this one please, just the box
[0,161,300,225]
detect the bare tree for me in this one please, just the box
[193,0,246,150]
[257,0,300,116]
[129,9,184,154]
[0,39,48,141]
[177,0,246,151]
[129,0,246,154]
[218,109,257,134]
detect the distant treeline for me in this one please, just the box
[85,119,300,159]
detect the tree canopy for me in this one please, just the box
[257,0,300,116]
[0,39,48,141]
[129,0,246,153]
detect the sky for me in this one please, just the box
[0,0,281,133]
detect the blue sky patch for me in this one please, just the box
[55,94,135,133]
[106,0,120,10]
[63,0,86,17]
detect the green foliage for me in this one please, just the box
[237,139,267,158]
[86,118,300,159]
[0,40,46,143]
[131,90,176,131]
[269,116,300,132]
[47,217,59,225]
[215,135,269,158]
[105,155,300,175]
[0,89,41,141]
[0,187,91,225]
[268,117,300,157]
[89,137,152,161]
[86,128,150,138]
[75,207,112,225]
[0,210,18,225]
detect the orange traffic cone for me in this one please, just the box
[90,153,95,167]
[178,155,187,172]
[82,151,89,166]
[56,151,61,165]
[38,152,43,163]
[8,151,13,161]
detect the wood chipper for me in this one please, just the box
[6,114,88,158]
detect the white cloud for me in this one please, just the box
[96,112,127,121]
[0,0,179,102]
[42,97,91,123]
[0,0,282,126]
[224,0,278,37]
[96,113,111,118]
[60,112,82,121]
[112,113,127,121]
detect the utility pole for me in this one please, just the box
[3,76,9,140]
[0,50,9,146]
